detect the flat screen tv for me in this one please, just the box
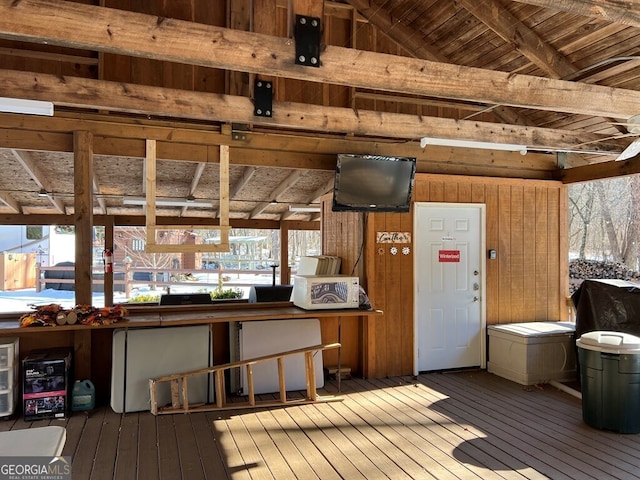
[332,154,416,212]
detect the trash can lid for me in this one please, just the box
[576,331,640,354]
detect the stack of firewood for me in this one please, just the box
[569,258,640,295]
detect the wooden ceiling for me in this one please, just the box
[1,0,640,222]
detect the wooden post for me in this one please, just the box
[104,216,114,307]
[74,130,93,306]
[35,262,41,293]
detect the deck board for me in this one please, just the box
[113,411,139,480]
[137,409,160,480]
[4,371,640,480]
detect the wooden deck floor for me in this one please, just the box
[3,371,640,480]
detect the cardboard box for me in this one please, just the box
[23,348,72,420]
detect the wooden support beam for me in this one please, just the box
[1,1,640,118]
[0,70,628,154]
[510,0,640,28]
[74,130,93,306]
[103,215,114,307]
[11,149,65,213]
[556,156,640,183]
[458,0,578,79]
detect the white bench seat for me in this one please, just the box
[0,425,66,456]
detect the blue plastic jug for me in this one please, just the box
[72,379,95,411]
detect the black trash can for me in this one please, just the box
[576,331,640,434]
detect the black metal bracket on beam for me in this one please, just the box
[294,15,321,67]
[254,79,273,117]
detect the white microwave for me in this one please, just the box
[292,275,360,310]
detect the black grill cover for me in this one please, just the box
[572,279,640,339]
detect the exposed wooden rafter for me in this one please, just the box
[250,170,304,219]
[458,0,578,79]
[0,70,628,155]
[510,0,640,28]
[10,149,65,213]
[1,1,640,118]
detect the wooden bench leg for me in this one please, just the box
[278,357,287,403]
[247,364,255,406]
[305,351,317,401]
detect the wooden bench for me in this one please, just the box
[149,342,341,414]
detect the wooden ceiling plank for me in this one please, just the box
[510,0,640,28]
[0,70,628,154]
[458,0,577,79]
[1,1,640,118]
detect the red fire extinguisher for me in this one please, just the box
[103,248,113,273]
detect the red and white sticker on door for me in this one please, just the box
[438,250,460,262]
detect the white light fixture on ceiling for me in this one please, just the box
[0,97,54,116]
[289,204,321,212]
[123,196,213,208]
[420,137,527,155]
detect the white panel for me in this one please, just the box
[239,319,323,395]
[455,218,469,231]
[455,243,469,291]
[428,309,445,350]
[455,308,469,347]
[111,326,211,413]
[430,218,444,231]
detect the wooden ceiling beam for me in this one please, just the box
[180,162,207,217]
[510,0,640,28]
[0,70,628,154]
[346,0,534,127]
[249,169,304,218]
[458,0,577,79]
[1,1,640,118]
[557,156,640,183]
[0,192,21,213]
[344,0,449,62]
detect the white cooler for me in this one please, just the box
[487,321,576,385]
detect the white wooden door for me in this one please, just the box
[414,203,485,373]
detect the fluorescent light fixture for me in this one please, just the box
[0,97,54,116]
[37,189,49,197]
[289,204,321,213]
[123,196,213,208]
[420,137,527,155]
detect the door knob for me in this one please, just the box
[473,296,479,302]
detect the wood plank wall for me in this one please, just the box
[318,198,364,375]
[322,173,569,379]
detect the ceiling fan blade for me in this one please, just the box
[616,139,640,161]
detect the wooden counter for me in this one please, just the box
[0,302,382,395]
[0,303,380,333]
